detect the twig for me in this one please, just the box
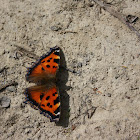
[0,81,18,92]
[91,0,140,40]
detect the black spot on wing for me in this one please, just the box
[46,65,50,68]
[47,59,50,62]
[42,60,45,63]
[42,67,45,71]
[47,103,50,106]
[53,92,57,96]
[54,97,59,105]
[53,66,57,68]
[42,104,45,107]
[40,93,44,100]
[50,105,52,108]
[54,59,59,64]
[46,96,50,100]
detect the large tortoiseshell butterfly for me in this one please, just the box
[25,46,60,122]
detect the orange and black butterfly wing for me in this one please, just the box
[26,46,60,83]
[25,46,61,121]
[25,85,60,122]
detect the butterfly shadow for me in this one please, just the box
[56,48,70,127]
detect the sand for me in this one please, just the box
[0,0,140,139]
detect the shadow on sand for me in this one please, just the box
[56,47,70,127]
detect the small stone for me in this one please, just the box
[20,102,26,108]
[96,56,102,61]
[90,77,97,84]
[6,86,16,92]
[50,25,62,31]
[0,96,11,108]
[126,15,139,23]
[107,93,111,97]
[115,75,120,79]
[70,60,78,68]
[83,56,90,66]
[87,2,94,7]
[27,138,32,140]
[77,62,82,68]
[125,96,130,99]
[25,129,32,134]
[76,134,81,140]
[76,70,82,76]
[86,0,94,7]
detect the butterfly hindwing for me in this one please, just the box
[25,85,60,122]
[26,47,60,82]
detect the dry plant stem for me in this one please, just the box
[0,81,18,92]
[92,0,140,40]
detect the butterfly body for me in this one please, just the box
[25,46,60,122]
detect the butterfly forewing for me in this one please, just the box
[26,47,60,83]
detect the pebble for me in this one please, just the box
[83,57,90,66]
[107,93,111,97]
[6,86,16,92]
[0,96,11,108]
[77,62,82,68]
[20,102,26,108]
[50,25,61,31]
[90,77,97,84]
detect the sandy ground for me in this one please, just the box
[0,0,140,140]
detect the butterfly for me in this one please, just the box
[24,46,60,122]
